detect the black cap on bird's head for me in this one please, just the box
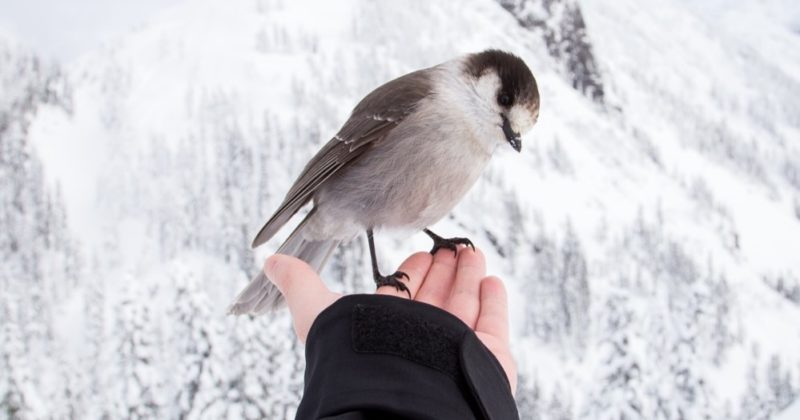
[464,49,540,152]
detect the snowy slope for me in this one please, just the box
[776,399,800,420]
[3,0,799,418]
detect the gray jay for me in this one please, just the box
[228,49,539,315]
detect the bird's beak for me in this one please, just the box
[501,114,522,152]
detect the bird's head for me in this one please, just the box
[463,50,539,152]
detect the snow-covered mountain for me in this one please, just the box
[2,0,799,418]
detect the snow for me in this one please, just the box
[3,0,800,418]
[776,399,800,420]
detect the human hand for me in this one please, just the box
[263,246,517,394]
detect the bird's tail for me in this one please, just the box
[227,211,340,316]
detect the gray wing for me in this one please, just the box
[251,68,434,248]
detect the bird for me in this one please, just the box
[228,49,539,315]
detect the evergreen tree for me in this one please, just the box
[0,40,75,420]
[583,293,644,420]
[213,106,255,274]
[558,222,590,352]
[185,310,240,419]
[516,374,542,420]
[497,0,605,102]
[739,359,771,420]
[547,386,573,420]
[522,221,589,354]
[766,355,795,412]
[0,299,41,420]
[107,288,166,419]
[172,268,215,419]
[83,274,107,419]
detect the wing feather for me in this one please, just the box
[251,68,434,248]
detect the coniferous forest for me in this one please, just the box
[2,0,799,418]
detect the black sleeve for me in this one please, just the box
[295,294,519,420]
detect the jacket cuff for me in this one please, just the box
[296,294,518,420]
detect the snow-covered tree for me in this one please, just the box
[497,0,605,102]
[522,220,590,354]
[171,268,215,419]
[106,288,167,419]
[766,355,796,413]
[583,293,644,420]
[0,299,42,420]
[739,358,772,420]
[516,374,543,420]
[0,39,77,420]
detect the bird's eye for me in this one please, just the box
[498,93,512,107]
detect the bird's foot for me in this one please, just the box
[374,270,411,298]
[423,229,475,256]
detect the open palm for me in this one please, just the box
[263,245,517,394]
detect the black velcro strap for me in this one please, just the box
[351,302,465,381]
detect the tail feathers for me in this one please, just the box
[277,233,341,274]
[228,213,340,316]
[227,271,284,315]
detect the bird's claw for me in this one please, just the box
[424,229,475,256]
[374,270,411,298]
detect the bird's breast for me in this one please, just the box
[314,102,494,233]
[367,117,491,229]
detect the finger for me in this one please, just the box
[376,252,433,299]
[414,246,460,307]
[444,247,485,328]
[476,331,517,395]
[474,276,509,344]
[264,254,339,342]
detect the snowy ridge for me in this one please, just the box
[2,0,799,418]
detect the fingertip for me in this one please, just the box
[403,251,434,270]
[476,275,510,344]
[459,245,482,256]
[263,254,293,287]
[432,246,457,263]
[484,274,502,284]
[376,252,433,299]
[481,275,507,297]
[262,254,282,278]
[443,247,485,328]
[261,254,340,344]
[263,254,318,294]
[417,247,460,307]
[457,246,485,271]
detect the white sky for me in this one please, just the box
[0,0,183,62]
[1,0,797,63]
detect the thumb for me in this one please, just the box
[264,254,326,301]
[263,254,339,342]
